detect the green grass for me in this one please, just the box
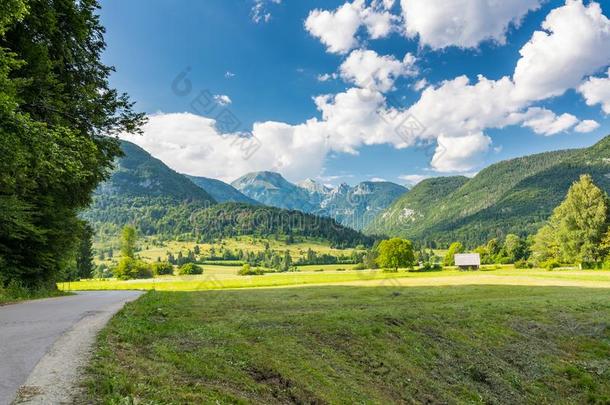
[0,284,70,305]
[59,267,610,292]
[79,285,610,404]
[95,236,362,267]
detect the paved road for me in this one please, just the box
[0,291,142,405]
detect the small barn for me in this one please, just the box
[454,253,481,270]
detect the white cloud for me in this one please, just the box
[412,78,428,91]
[398,174,430,186]
[513,0,610,102]
[579,68,610,114]
[305,0,399,54]
[120,113,328,183]
[224,71,236,79]
[520,107,578,136]
[401,0,542,49]
[339,49,417,92]
[213,94,232,106]
[305,2,363,54]
[431,133,492,172]
[575,119,601,133]
[370,177,387,182]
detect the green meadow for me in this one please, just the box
[78,284,610,404]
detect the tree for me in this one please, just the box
[152,262,174,276]
[76,222,95,280]
[443,242,464,266]
[503,234,526,263]
[120,226,137,260]
[0,0,144,288]
[376,238,415,272]
[533,175,609,265]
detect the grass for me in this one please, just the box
[59,267,610,292]
[95,236,362,267]
[0,283,70,305]
[79,285,610,404]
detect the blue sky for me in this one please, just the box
[102,0,610,186]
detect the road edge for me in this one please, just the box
[12,292,143,404]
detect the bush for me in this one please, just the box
[93,264,113,279]
[541,259,561,270]
[352,263,367,270]
[113,258,153,280]
[420,263,443,272]
[514,259,533,269]
[238,264,264,276]
[178,263,203,275]
[152,262,174,276]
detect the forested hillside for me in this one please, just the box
[82,141,216,238]
[367,136,610,246]
[190,203,375,248]
[83,142,374,247]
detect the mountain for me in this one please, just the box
[315,181,408,230]
[231,171,317,212]
[187,175,259,205]
[233,172,408,230]
[366,136,610,246]
[82,141,216,237]
[83,143,372,247]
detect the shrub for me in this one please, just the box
[420,263,443,272]
[352,263,366,270]
[152,262,174,276]
[238,264,264,276]
[113,258,153,280]
[178,263,203,275]
[541,259,561,270]
[514,259,533,269]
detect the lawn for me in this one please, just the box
[78,285,610,404]
[59,268,610,292]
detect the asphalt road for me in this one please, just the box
[0,291,142,405]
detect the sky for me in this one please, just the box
[100,0,610,187]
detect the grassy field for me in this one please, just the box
[78,284,610,404]
[94,236,362,267]
[59,267,610,292]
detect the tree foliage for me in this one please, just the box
[376,238,415,271]
[443,242,465,266]
[0,0,144,287]
[532,175,609,265]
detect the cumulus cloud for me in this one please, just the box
[520,108,578,136]
[305,0,398,54]
[401,0,542,49]
[251,0,282,24]
[431,134,492,172]
[412,78,428,91]
[339,49,417,92]
[120,113,328,183]
[575,119,601,133]
[578,68,610,114]
[513,0,610,102]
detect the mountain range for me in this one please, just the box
[366,136,610,246]
[82,141,373,247]
[231,172,408,230]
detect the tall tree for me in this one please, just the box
[120,226,137,260]
[76,222,94,279]
[443,242,464,266]
[533,175,609,264]
[0,0,144,288]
